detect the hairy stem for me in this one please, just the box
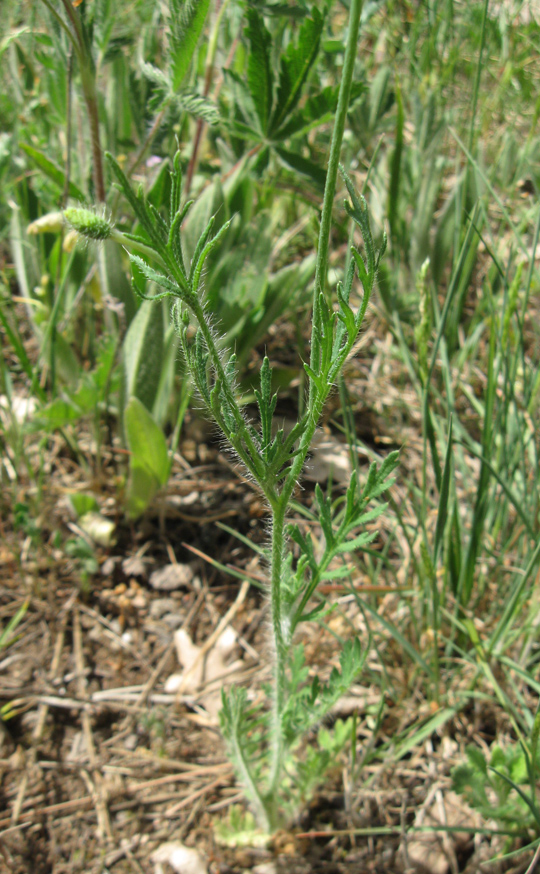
[267,500,287,811]
[260,0,364,826]
[189,298,269,485]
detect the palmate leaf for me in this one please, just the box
[275,147,326,190]
[245,9,273,135]
[222,69,261,136]
[269,7,323,134]
[169,0,212,91]
[276,83,364,140]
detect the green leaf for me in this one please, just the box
[170,0,212,92]
[122,299,165,417]
[321,565,354,581]
[269,8,323,134]
[387,77,404,242]
[124,397,170,519]
[20,143,86,201]
[178,88,219,125]
[314,483,334,549]
[69,493,99,518]
[434,416,453,565]
[106,152,164,250]
[245,9,273,135]
[254,355,277,453]
[128,254,181,296]
[275,147,326,189]
[222,69,261,135]
[334,529,378,555]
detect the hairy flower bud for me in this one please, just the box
[64,207,112,240]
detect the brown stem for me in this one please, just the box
[85,86,105,202]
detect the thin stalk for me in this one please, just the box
[84,80,106,202]
[39,0,105,202]
[309,0,363,400]
[185,0,231,195]
[467,0,489,155]
[267,501,287,815]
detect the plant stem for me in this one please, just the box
[309,0,363,399]
[84,81,106,202]
[185,0,231,195]
[189,298,269,484]
[267,499,287,812]
[264,0,364,824]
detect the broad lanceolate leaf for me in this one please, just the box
[124,396,170,519]
[269,8,323,135]
[245,10,273,135]
[20,143,86,201]
[122,299,164,416]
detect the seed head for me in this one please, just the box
[64,207,112,241]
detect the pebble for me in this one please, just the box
[149,598,178,618]
[149,563,194,591]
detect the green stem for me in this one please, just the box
[309,0,363,398]
[40,0,106,202]
[267,500,287,814]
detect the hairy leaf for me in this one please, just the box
[270,8,323,134]
[245,9,274,134]
[169,0,212,92]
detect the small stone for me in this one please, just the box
[122,555,151,578]
[151,842,207,874]
[150,564,194,591]
[163,613,183,629]
[150,598,178,618]
[101,556,119,576]
[124,733,138,751]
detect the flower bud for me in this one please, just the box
[27,211,65,235]
[64,207,112,240]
